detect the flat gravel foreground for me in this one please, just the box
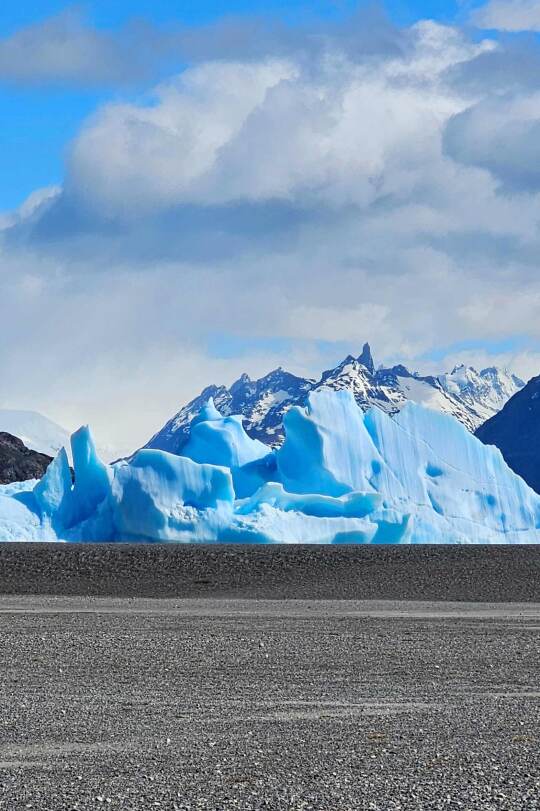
[0,597,538,811]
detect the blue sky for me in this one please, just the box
[2,0,540,448]
[0,1,469,31]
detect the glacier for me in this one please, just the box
[0,389,539,544]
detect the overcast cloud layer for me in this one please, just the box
[2,4,540,452]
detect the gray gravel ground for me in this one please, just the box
[0,597,538,810]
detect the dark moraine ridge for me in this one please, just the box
[0,543,539,600]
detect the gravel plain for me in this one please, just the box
[0,545,538,810]
[0,597,538,810]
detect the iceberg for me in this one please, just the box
[0,389,539,544]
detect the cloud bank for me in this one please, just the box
[2,8,540,450]
[0,9,165,87]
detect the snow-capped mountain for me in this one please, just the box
[0,410,71,458]
[439,365,525,427]
[146,368,314,452]
[145,344,525,453]
[0,409,120,464]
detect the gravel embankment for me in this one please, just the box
[0,543,539,600]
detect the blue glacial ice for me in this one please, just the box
[1,389,539,543]
[181,399,274,498]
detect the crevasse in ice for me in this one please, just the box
[0,389,539,543]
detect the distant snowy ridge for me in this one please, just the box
[1,389,539,544]
[145,344,524,454]
[439,365,525,427]
[0,409,120,464]
[0,410,71,458]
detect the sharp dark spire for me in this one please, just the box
[358,342,375,374]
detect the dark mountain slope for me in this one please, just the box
[476,375,540,493]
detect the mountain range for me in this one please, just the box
[145,344,524,454]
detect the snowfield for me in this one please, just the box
[0,389,539,543]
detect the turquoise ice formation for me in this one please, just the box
[1,389,539,543]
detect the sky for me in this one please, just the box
[2,0,540,454]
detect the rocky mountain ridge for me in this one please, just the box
[145,344,524,454]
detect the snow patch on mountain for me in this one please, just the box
[439,365,525,426]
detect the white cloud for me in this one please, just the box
[62,21,489,216]
[67,60,296,214]
[473,0,540,31]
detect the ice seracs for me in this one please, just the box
[112,450,235,542]
[181,397,274,497]
[0,389,538,544]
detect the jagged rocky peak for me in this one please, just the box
[480,366,525,388]
[320,347,377,383]
[439,364,525,408]
[230,373,253,395]
[377,364,412,379]
[358,342,375,374]
[257,366,288,384]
